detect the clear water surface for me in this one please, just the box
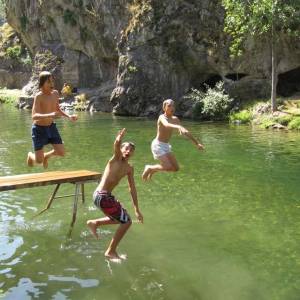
[0,105,299,300]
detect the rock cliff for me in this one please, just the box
[5,0,300,116]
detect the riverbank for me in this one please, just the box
[1,87,300,130]
[230,96,300,130]
[0,88,21,105]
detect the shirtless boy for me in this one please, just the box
[142,99,204,180]
[27,71,77,168]
[87,128,143,261]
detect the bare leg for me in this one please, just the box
[27,149,45,167]
[105,220,132,260]
[43,149,55,169]
[27,144,65,168]
[86,217,118,239]
[27,151,35,167]
[142,153,179,180]
[43,144,65,168]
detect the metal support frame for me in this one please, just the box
[35,181,85,233]
[34,184,61,217]
[33,178,100,237]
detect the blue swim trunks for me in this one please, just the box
[32,123,63,151]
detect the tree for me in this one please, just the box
[222,0,300,112]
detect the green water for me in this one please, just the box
[0,105,300,300]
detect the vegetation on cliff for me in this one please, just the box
[222,0,300,112]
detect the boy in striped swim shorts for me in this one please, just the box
[87,128,143,261]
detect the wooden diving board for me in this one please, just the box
[0,170,101,236]
[0,170,101,191]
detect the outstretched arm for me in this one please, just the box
[113,128,126,159]
[127,166,143,223]
[54,91,78,121]
[183,130,204,150]
[175,119,204,150]
[159,115,183,130]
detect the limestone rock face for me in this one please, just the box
[6,0,128,101]
[111,1,300,116]
[0,23,31,89]
[5,0,300,116]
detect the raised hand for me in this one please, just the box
[197,143,204,151]
[135,209,144,224]
[116,128,126,141]
[69,114,78,122]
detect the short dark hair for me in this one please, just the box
[121,141,135,150]
[39,71,52,88]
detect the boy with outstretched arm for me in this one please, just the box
[87,128,143,261]
[142,99,204,180]
[27,71,77,168]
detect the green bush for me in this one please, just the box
[230,110,252,124]
[185,88,204,118]
[288,117,300,130]
[0,94,18,105]
[273,114,293,126]
[186,82,234,120]
[5,46,22,59]
[260,119,275,129]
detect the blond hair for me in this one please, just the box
[162,99,174,111]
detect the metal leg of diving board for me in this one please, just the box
[68,183,80,237]
[34,184,61,217]
[81,184,85,203]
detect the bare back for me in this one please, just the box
[97,157,132,192]
[156,114,180,143]
[32,90,59,126]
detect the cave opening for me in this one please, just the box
[225,73,248,81]
[200,74,223,90]
[277,67,300,97]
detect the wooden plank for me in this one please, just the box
[0,170,101,191]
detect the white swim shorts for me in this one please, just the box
[151,139,172,159]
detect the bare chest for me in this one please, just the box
[39,96,57,112]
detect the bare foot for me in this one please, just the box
[27,152,34,167]
[147,170,154,181]
[142,165,152,181]
[105,250,121,263]
[86,220,99,239]
[43,156,49,169]
[119,253,128,260]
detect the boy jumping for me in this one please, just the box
[142,99,204,180]
[87,128,143,261]
[27,71,78,168]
